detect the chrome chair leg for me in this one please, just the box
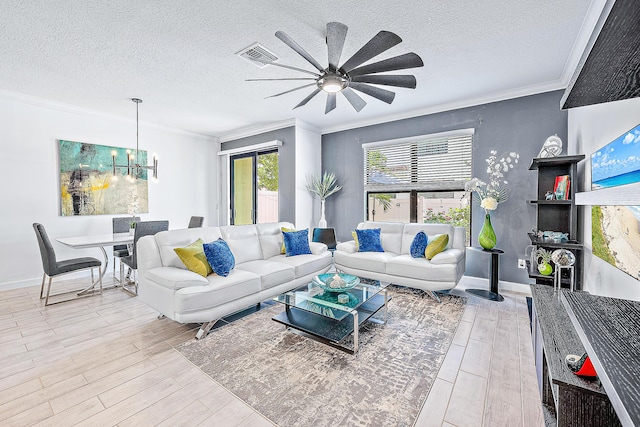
[40,273,46,299]
[44,276,53,306]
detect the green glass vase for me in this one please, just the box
[478,213,497,250]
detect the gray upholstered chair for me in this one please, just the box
[33,223,103,306]
[120,220,169,295]
[188,216,204,228]
[313,227,337,250]
[112,216,140,279]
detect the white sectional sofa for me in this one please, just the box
[334,222,466,301]
[136,222,332,338]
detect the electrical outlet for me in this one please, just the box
[518,259,527,269]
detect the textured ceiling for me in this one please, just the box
[0,0,603,137]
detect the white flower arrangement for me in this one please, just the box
[465,151,520,213]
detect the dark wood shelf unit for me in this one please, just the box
[528,156,585,289]
[530,285,621,426]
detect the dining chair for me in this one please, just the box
[312,227,337,250]
[33,223,103,306]
[188,216,204,228]
[112,216,140,280]
[120,220,169,295]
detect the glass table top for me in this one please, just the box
[274,278,386,321]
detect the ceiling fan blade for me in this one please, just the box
[275,31,325,72]
[349,82,396,104]
[350,74,417,88]
[325,93,337,114]
[341,88,367,112]
[258,60,320,77]
[348,52,424,77]
[246,78,317,81]
[266,83,316,99]
[294,88,322,109]
[339,31,402,73]
[326,22,348,72]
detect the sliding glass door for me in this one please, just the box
[230,150,278,225]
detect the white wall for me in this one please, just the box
[0,93,216,289]
[568,97,640,300]
[294,121,322,230]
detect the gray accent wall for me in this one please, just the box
[322,91,568,283]
[221,126,296,224]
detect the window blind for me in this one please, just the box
[363,130,473,192]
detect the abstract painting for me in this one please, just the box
[58,140,149,216]
[591,123,640,189]
[592,205,640,281]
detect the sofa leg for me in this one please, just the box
[195,320,218,340]
[428,291,441,303]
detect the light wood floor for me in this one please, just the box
[0,276,544,426]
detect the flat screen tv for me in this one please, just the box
[592,205,640,281]
[591,123,640,190]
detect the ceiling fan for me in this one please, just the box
[248,22,424,114]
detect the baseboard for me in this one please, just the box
[459,275,532,295]
[0,270,93,292]
[0,277,41,291]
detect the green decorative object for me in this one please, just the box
[536,248,554,276]
[478,213,496,250]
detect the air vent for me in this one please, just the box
[236,43,278,68]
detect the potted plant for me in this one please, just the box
[536,247,553,276]
[306,172,342,228]
[129,220,137,235]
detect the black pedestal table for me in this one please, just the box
[465,247,504,302]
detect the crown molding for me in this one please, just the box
[0,89,217,141]
[294,118,321,135]
[321,80,566,135]
[218,118,296,143]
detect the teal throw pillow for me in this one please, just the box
[203,238,235,277]
[410,231,429,258]
[283,229,312,257]
[355,228,384,252]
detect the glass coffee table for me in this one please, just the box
[272,278,390,354]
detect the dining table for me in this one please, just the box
[57,232,134,294]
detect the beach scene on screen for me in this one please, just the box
[591,123,640,190]
[592,205,640,281]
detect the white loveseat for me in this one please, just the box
[334,222,466,301]
[136,222,332,338]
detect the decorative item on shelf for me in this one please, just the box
[553,175,570,200]
[542,231,569,243]
[536,248,553,276]
[112,98,158,182]
[465,151,520,250]
[551,249,576,266]
[538,134,563,158]
[306,172,342,228]
[565,353,597,378]
[545,191,554,200]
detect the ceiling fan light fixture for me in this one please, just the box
[319,74,348,93]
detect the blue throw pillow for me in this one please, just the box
[410,231,429,258]
[355,228,384,252]
[282,229,312,257]
[203,238,235,277]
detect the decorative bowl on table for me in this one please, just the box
[313,273,360,292]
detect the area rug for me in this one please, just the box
[176,286,466,427]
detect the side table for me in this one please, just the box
[466,247,504,302]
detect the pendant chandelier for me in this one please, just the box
[112,98,158,182]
